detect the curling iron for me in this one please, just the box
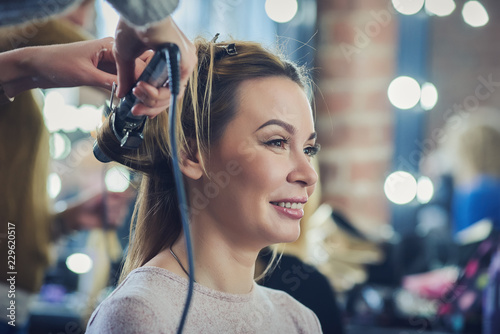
[93,43,180,162]
[93,44,195,334]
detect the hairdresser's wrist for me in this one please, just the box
[0,47,41,99]
[114,16,179,62]
[0,46,50,98]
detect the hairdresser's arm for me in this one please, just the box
[113,16,197,117]
[0,37,170,111]
[0,37,117,100]
[0,0,178,27]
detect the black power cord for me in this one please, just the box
[165,46,195,334]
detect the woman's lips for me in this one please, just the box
[270,202,305,219]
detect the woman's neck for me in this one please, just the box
[172,227,258,294]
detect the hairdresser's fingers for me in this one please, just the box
[138,49,155,63]
[130,99,170,116]
[112,55,151,96]
[134,81,171,101]
[133,16,197,99]
[133,82,171,109]
[94,37,117,74]
[131,103,169,119]
[131,50,155,80]
[84,69,117,90]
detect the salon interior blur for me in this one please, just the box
[4,0,500,333]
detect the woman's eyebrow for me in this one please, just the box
[256,119,317,141]
[255,119,296,134]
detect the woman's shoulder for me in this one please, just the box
[254,284,322,332]
[255,283,313,310]
[85,267,184,333]
[107,266,186,298]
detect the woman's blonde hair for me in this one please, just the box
[97,38,310,283]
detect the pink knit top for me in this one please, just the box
[86,266,322,333]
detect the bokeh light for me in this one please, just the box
[425,0,456,17]
[416,176,434,204]
[265,0,298,23]
[384,171,417,205]
[105,166,131,193]
[43,90,103,133]
[47,173,62,199]
[392,0,425,15]
[49,132,72,160]
[462,1,489,27]
[388,76,421,110]
[66,253,93,274]
[420,82,438,110]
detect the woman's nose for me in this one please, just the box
[287,153,318,187]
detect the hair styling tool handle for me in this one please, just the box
[93,43,180,162]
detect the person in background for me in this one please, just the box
[410,108,500,333]
[452,123,500,235]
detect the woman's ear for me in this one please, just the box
[179,143,203,180]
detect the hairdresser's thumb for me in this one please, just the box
[91,71,117,91]
[115,57,136,98]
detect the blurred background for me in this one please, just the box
[3,0,500,333]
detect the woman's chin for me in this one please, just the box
[268,228,301,245]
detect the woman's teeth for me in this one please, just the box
[271,202,303,209]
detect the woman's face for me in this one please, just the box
[192,76,318,250]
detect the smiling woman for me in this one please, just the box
[86,37,322,334]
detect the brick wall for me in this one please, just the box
[315,0,397,234]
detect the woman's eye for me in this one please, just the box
[304,143,321,157]
[265,139,288,149]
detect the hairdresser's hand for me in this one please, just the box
[113,16,197,117]
[128,50,174,118]
[32,37,118,91]
[1,38,118,98]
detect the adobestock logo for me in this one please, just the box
[188,159,243,215]
[213,0,244,21]
[339,0,417,63]
[52,137,95,178]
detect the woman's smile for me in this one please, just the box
[270,197,308,219]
